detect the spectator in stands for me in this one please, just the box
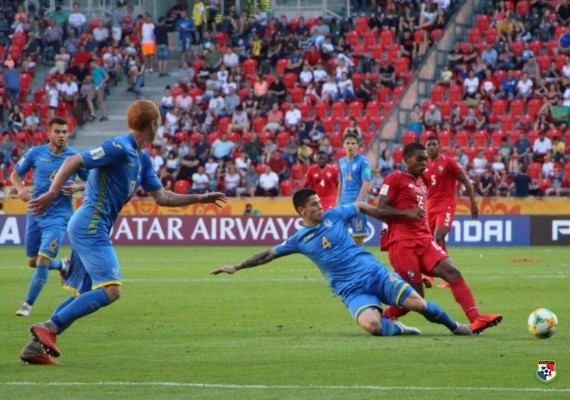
[93,21,110,49]
[481,44,498,69]
[514,131,533,163]
[269,74,287,103]
[497,12,515,45]
[261,138,277,164]
[344,118,363,142]
[264,103,283,132]
[478,169,495,197]
[227,105,250,133]
[45,78,60,119]
[190,165,209,194]
[164,107,179,136]
[177,10,195,62]
[151,149,164,173]
[44,18,63,51]
[243,133,264,163]
[551,98,570,131]
[552,136,566,162]
[462,70,480,101]
[533,130,553,161]
[308,118,325,145]
[110,2,124,43]
[79,74,96,122]
[306,17,330,50]
[268,151,290,181]
[222,164,241,197]
[23,110,39,134]
[91,59,110,120]
[63,30,80,57]
[224,86,240,116]
[140,14,156,73]
[447,42,464,72]
[209,90,226,117]
[338,73,355,101]
[3,65,20,107]
[299,63,314,86]
[455,148,469,170]
[378,149,394,176]
[175,87,193,113]
[312,61,327,84]
[211,133,236,162]
[177,61,195,88]
[193,133,209,164]
[223,46,240,73]
[321,75,339,103]
[297,138,314,167]
[205,43,223,71]
[379,60,396,90]
[205,155,220,176]
[498,137,513,159]
[462,108,483,132]
[165,151,180,176]
[68,3,87,36]
[238,164,260,197]
[417,1,437,30]
[282,136,299,166]
[497,69,518,100]
[284,103,303,130]
[253,74,268,100]
[491,154,506,178]
[159,86,173,119]
[541,154,555,178]
[423,104,442,133]
[153,17,170,77]
[516,73,534,101]
[255,165,280,197]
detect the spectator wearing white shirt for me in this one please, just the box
[321,75,339,102]
[227,105,250,133]
[175,89,193,113]
[164,107,179,135]
[93,22,110,47]
[223,47,239,73]
[211,133,236,161]
[299,63,313,85]
[151,150,165,173]
[463,70,480,99]
[312,62,327,84]
[338,72,355,101]
[223,165,242,197]
[140,14,156,72]
[59,75,78,104]
[532,130,552,160]
[68,3,87,36]
[190,166,209,194]
[255,165,280,196]
[516,73,534,101]
[541,155,554,177]
[285,103,303,129]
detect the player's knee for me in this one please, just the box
[402,291,427,313]
[434,259,462,282]
[357,309,382,335]
[104,285,122,303]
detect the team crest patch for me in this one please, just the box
[438,165,444,172]
[324,219,333,227]
[406,270,415,280]
[535,360,558,384]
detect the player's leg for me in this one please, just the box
[382,241,418,320]
[431,255,503,334]
[16,220,46,316]
[433,210,454,287]
[344,293,420,336]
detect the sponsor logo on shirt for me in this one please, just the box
[89,146,105,160]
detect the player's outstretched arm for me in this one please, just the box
[357,197,424,220]
[456,170,479,219]
[28,154,85,215]
[151,189,228,208]
[210,248,281,275]
[10,169,31,202]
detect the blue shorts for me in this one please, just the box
[342,270,414,321]
[25,215,68,260]
[179,38,191,53]
[157,44,169,61]
[63,250,93,296]
[66,232,122,291]
[346,212,370,237]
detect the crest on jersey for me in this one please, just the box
[438,165,444,172]
[407,270,415,280]
[535,360,558,384]
[324,219,332,227]
[408,183,414,188]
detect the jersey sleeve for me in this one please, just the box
[76,166,89,181]
[14,148,36,176]
[336,203,358,223]
[139,151,163,192]
[274,234,299,256]
[379,173,399,200]
[448,157,463,176]
[360,157,371,181]
[81,139,127,169]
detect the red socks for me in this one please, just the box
[382,306,410,320]
[449,276,479,322]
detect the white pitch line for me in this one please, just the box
[1,382,568,392]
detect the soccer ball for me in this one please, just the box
[528,308,558,339]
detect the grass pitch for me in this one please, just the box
[0,245,568,399]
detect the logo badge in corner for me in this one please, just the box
[535,360,558,384]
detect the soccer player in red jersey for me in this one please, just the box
[304,152,339,211]
[360,142,502,334]
[422,136,479,288]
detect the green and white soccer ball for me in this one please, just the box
[528,308,558,339]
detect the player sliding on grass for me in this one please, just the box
[211,188,473,337]
[20,100,228,365]
[422,136,479,289]
[364,142,501,334]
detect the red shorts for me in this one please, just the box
[321,197,336,212]
[427,208,455,234]
[387,238,448,285]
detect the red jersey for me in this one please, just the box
[423,155,462,214]
[305,163,339,210]
[380,171,432,247]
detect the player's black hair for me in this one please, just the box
[425,136,439,144]
[342,132,359,143]
[403,142,426,158]
[293,188,317,213]
[48,116,69,129]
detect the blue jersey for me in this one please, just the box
[275,205,384,296]
[75,133,162,235]
[338,154,371,204]
[15,144,88,219]
[177,18,195,40]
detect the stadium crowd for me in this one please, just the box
[0,0,569,199]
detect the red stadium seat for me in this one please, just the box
[280,179,293,196]
[348,101,363,118]
[329,131,342,147]
[276,58,288,75]
[366,101,380,117]
[314,102,329,118]
[276,131,290,148]
[527,163,541,179]
[509,99,525,116]
[290,87,304,103]
[455,130,470,147]
[402,130,417,146]
[393,147,403,164]
[291,163,305,180]
[243,58,257,76]
[331,102,346,118]
[321,117,334,133]
[492,130,506,147]
[473,130,488,148]
[207,131,221,144]
[431,85,445,102]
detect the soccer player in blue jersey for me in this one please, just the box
[11,117,88,318]
[211,188,472,338]
[337,132,371,246]
[20,100,228,365]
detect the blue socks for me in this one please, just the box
[25,265,49,305]
[379,317,402,336]
[51,288,111,331]
[421,301,458,331]
[49,259,62,270]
